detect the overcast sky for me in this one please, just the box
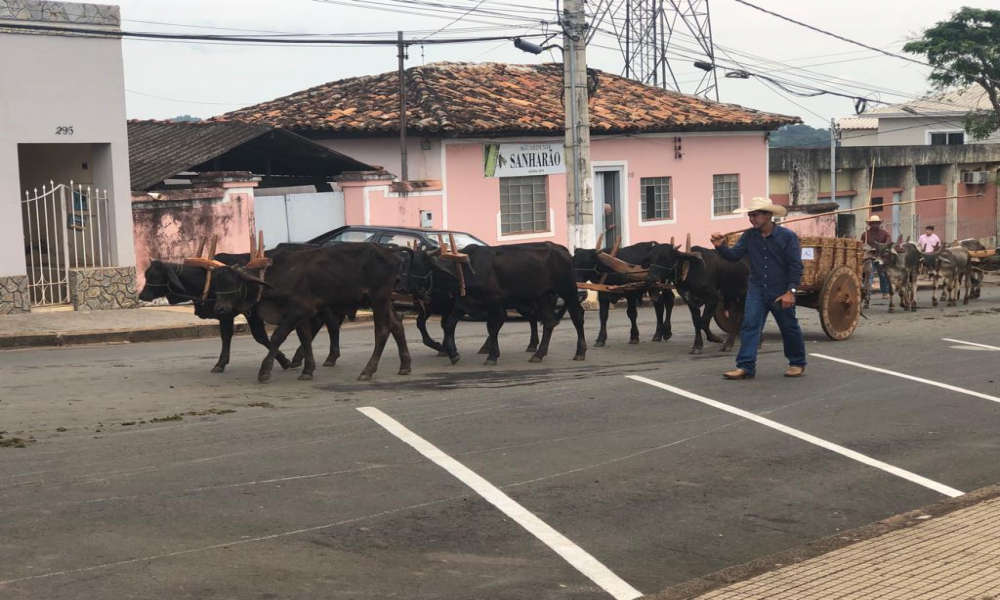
[117,0,986,129]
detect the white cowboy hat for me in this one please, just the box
[733,197,788,217]
[867,215,881,223]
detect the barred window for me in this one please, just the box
[712,174,739,215]
[915,165,944,186]
[872,167,901,189]
[641,177,672,221]
[500,175,548,234]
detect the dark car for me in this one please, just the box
[307,225,488,251]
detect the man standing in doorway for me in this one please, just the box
[710,198,806,380]
[861,215,892,299]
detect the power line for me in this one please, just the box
[0,21,540,45]
[730,0,1000,88]
[125,89,254,106]
[419,0,490,41]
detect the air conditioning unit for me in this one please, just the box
[962,171,988,185]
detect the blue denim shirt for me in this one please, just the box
[717,225,803,298]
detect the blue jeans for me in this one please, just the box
[869,265,891,294]
[735,285,806,376]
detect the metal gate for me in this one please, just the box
[253,191,345,249]
[21,182,111,306]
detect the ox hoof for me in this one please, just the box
[594,340,606,348]
[211,366,225,373]
[477,348,490,355]
[529,356,543,363]
[449,354,461,365]
[298,373,313,381]
[484,359,497,366]
[399,367,412,376]
[323,359,338,367]
[720,346,732,353]
[525,346,538,353]
[258,373,272,384]
[629,339,640,345]
[357,373,373,381]
[289,361,303,370]
[888,308,895,314]
[651,336,662,342]
[690,348,703,355]
[706,335,723,344]
[437,351,449,357]
[573,354,586,361]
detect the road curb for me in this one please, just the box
[0,313,376,351]
[643,483,1000,600]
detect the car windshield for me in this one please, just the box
[425,232,485,249]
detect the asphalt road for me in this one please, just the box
[1,289,999,599]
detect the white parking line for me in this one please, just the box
[942,338,1000,351]
[811,353,1000,404]
[627,375,963,498]
[358,407,642,600]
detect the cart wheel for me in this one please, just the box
[819,265,862,341]
[713,303,740,334]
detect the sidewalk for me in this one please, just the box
[0,305,248,349]
[647,484,1000,600]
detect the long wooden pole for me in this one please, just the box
[719,192,983,238]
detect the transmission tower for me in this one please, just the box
[589,0,719,100]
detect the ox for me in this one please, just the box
[960,239,986,299]
[876,241,920,312]
[404,242,586,366]
[644,244,748,354]
[210,242,410,382]
[572,242,673,346]
[922,244,972,307]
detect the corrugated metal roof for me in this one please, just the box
[836,85,996,130]
[217,62,799,136]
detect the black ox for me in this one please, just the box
[572,242,673,346]
[210,242,410,383]
[400,242,586,365]
[644,244,748,354]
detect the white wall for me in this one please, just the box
[842,116,1000,147]
[0,15,134,277]
[318,137,443,181]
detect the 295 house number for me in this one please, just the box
[55,126,74,135]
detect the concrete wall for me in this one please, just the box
[334,132,770,250]
[0,4,134,282]
[131,184,257,288]
[319,137,442,183]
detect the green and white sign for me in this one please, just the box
[484,143,565,177]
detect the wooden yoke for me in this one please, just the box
[183,235,224,300]
[596,236,622,285]
[436,234,469,297]
[245,231,272,301]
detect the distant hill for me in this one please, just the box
[770,124,830,148]
[169,114,202,123]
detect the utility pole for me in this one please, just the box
[563,0,594,251]
[398,31,409,185]
[830,118,837,207]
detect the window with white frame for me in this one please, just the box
[641,176,672,220]
[712,174,739,215]
[929,131,964,146]
[500,175,548,234]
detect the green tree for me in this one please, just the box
[769,124,830,148]
[903,7,1000,140]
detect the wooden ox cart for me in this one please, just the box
[716,233,866,341]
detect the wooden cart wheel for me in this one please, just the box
[819,265,862,341]
[713,303,740,334]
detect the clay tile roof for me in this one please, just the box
[219,62,799,136]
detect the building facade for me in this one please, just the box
[0,1,136,313]
[220,62,797,251]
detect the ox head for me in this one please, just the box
[398,247,456,300]
[571,248,601,283]
[208,265,272,316]
[139,260,186,303]
[642,244,700,285]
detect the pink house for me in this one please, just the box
[221,63,798,249]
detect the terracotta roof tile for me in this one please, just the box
[219,62,798,136]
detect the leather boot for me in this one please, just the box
[785,365,806,378]
[723,368,754,380]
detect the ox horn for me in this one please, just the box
[595,233,605,250]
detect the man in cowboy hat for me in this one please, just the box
[861,214,892,299]
[710,198,806,380]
